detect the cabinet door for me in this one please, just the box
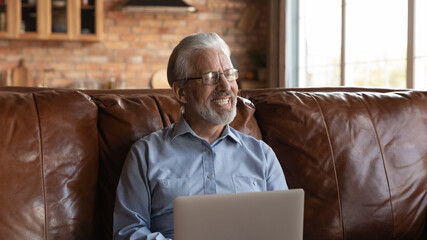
[49,0,72,40]
[76,0,103,41]
[48,0,104,40]
[18,0,42,39]
[0,0,18,38]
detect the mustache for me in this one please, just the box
[210,91,235,98]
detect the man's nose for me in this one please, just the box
[216,74,231,90]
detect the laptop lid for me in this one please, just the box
[174,189,304,240]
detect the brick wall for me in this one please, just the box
[0,0,269,89]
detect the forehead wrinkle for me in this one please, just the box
[194,49,232,75]
[216,50,233,72]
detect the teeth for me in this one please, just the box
[214,99,229,106]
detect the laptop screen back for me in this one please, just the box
[174,189,304,240]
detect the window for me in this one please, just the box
[289,0,426,90]
[415,0,427,89]
[298,0,341,87]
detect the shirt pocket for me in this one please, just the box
[232,176,265,193]
[151,177,189,214]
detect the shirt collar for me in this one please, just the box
[172,116,241,145]
[171,116,197,140]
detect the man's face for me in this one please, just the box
[183,48,239,125]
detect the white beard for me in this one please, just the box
[191,90,237,125]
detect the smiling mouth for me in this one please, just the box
[212,97,230,107]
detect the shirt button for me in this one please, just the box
[161,181,167,186]
[253,181,257,186]
[207,173,213,179]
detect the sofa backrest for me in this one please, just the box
[250,90,427,240]
[0,89,99,240]
[1,87,426,240]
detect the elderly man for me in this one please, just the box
[113,32,288,240]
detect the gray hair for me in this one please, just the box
[167,32,231,86]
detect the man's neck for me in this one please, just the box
[184,115,226,144]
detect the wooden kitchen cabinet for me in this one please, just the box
[0,0,103,41]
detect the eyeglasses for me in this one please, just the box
[186,68,239,85]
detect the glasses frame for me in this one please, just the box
[185,68,239,85]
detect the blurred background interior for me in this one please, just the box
[0,0,426,90]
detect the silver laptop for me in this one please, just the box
[174,189,304,240]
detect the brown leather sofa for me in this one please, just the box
[0,86,426,240]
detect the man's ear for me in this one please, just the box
[172,81,188,104]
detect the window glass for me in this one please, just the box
[298,0,341,87]
[345,0,407,88]
[414,0,427,89]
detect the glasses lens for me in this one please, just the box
[202,72,219,84]
[200,69,239,85]
[225,69,238,81]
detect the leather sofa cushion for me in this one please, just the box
[252,90,427,240]
[0,90,98,239]
[92,93,261,239]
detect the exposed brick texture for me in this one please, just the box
[0,0,268,89]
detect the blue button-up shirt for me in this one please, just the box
[113,117,288,240]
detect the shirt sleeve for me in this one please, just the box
[113,143,171,240]
[264,144,289,191]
